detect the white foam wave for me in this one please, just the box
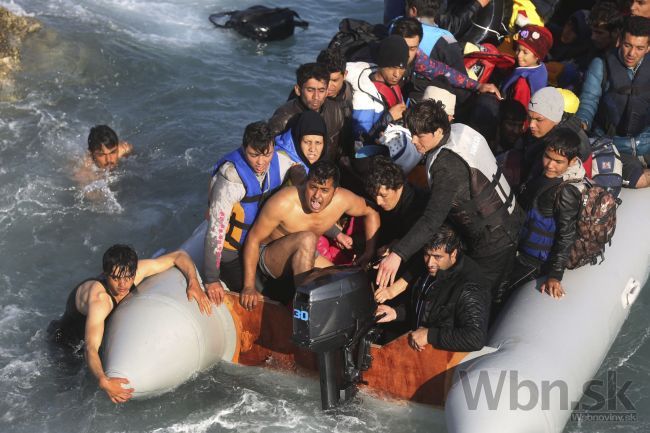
[27,0,224,49]
[0,0,32,16]
[158,389,304,433]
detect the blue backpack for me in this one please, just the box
[589,137,624,198]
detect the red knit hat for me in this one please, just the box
[514,25,553,60]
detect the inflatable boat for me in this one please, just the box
[102,188,649,432]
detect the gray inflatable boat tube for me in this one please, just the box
[445,188,649,433]
[102,222,237,398]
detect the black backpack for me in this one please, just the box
[327,18,387,62]
[209,5,308,41]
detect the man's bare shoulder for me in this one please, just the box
[268,185,299,206]
[334,187,363,203]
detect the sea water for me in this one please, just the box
[0,1,647,432]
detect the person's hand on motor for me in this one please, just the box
[375,251,402,289]
[375,304,397,323]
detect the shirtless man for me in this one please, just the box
[48,245,211,403]
[74,125,133,185]
[240,160,380,310]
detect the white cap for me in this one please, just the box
[423,86,456,116]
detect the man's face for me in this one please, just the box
[106,266,136,297]
[528,111,557,138]
[374,185,403,211]
[243,144,274,175]
[619,33,650,68]
[92,144,120,169]
[631,0,650,18]
[501,117,526,146]
[378,66,407,86]
[591,25,617,51]
[327,71,346,98]
[542,147,575,179]
[304,177,336,213]
[295,78,328,111]
[411,128,444,154]
[403,35,420,65]
[299,135,324,164]
[423,246,457,277]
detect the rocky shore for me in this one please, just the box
[0,6,40,94]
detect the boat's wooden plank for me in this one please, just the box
[223,292,467,406]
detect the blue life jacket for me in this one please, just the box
[274,129,308,171]
[519,180,561,262]
[419,23,454,59]
[596,50,650,138]
[211,147,282,251]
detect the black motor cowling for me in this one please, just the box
[292,266,377,409]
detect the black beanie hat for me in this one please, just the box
[376,35,409,68]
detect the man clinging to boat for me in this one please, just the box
[239,160,380,310]
[48,245,211,403]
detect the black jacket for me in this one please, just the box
[268,97,346,161]
[377,182,428,248]
[392,142,522,262]
[394,255,490,352]
[518,174,582,281]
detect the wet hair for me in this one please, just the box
[307,160,340,188]
[589,1,624,33]
[622,15,650,39]
[404,99,451,136]
[390,17,424,42]
[242,121,273,153]
[103,244,138,278]
[296,62,330,88]
[317,48,346,74]
[88,125,119,152]
[405,0,442,19]
[499,99,527,123]
[545,128,581,161]
[423,225,462,254]
[365,156,405,196]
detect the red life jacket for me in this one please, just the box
[373,81,404,108]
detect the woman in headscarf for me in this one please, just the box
[274,110,328,182]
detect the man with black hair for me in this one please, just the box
[404,0,465,71]
[375,225,490,352]
[375,100,522,311]
[317,48,352,114]
[577,15,650,188]
[364,156,428,303]
[204,121,295,299]
[48,245,210,403]
[74,125,134,185]
[508,128,585,299]
[240,160,380,310]
[269,62,346,161]
[589,1,624,55]
[389,17,501,104]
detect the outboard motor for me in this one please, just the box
[292,266,378,409]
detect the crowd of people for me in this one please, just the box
[50,0,650,403]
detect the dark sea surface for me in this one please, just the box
[0,1,647,432]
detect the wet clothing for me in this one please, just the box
[391,123,523,296]
[268,97,345,162]
[514,162,584,283]
[204,151,294,288]
[48,277,129,348]
[392,255,491,352]
[577,49,650,158]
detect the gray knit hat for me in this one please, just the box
[528,87,564,123]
